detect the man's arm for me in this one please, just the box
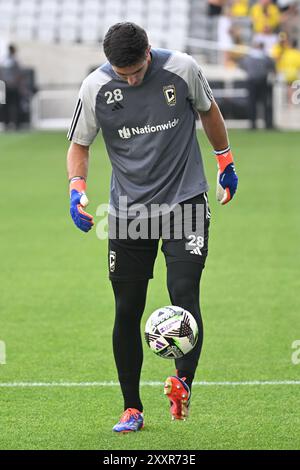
[199,100,238,205]
[183,52,238,204]
[67,142,94,232]
[67,142,90,180]
[199,100,229,150]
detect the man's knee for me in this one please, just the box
[167,261,203,300]
[167,273,199,305]
[112,280,148,319]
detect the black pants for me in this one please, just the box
[3,87,21,129]
[109,194,210,412]
[111,262,204,412]
[248,79,273,129]
[207,4,222,16]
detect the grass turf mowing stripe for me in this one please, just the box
[0,380,300,387]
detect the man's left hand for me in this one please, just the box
[214,148,238,205]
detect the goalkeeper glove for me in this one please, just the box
[69,177,94,232]
[214,147,238,205]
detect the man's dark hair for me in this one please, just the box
[103,22,149,67]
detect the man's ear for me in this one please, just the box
[146,45,152,58]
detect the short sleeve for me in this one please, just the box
[187,57,213,112]
[67,79,99,146]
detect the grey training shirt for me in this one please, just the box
[68,48,213,217]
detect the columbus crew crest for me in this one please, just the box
[163,85,176,106]
[109,251,116,273]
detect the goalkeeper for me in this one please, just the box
[67,22,238,433]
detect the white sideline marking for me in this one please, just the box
[0,380,300,388]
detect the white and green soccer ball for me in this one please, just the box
[144,306,198,359]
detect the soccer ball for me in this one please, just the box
[144,306,198,359]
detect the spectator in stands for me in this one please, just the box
[239,39,275,128]
[207,0,227,16]
[276,0,298,18]
[276,0,300,40]
[271,31,300,101]
[250,0,281,52]
[229,0,250,17]
[225,23,249,65]
[218,2,249,67]
[0,44,22,130]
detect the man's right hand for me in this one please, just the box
[69,177,94,232]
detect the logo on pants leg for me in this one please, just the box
[109,251,116,273]
[187,235,204,255]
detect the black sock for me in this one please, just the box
[119,377,143,412]
[111,280,149,414]
[177,369,195,394]
[167,262,205,397]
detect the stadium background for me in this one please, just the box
[0,0,300,451]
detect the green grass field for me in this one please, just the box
[0,129,300,450]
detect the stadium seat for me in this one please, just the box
[0,0,17,15]
[147,29,166,48]
[58,26,79,43]
[0,20,13,37]
[168,12,189,29]
[124,0,145,23]
[36,24,57,42]
[79,15,103,41]
[126,0,145,14]
[61,0,81,12]
[79,9,104,43]
[38,14,57,27]
[102,4,124,35]
[169,0,190,14]
[146,0,166,14]
[17,0,38,15]
[0,16,12,27]
[123,13,145,26]
[80,27,102,43]
[81,14,101,28]
[59,14,79,28]
[103,0,122,16]
[15,15,36,29]
[14,24,35,41]
[165,31,187,51]
[38,0,59,15]
[82,0,103,16]
[194,0,208,15]
[147,11,166,30]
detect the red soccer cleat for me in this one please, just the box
[164,376,190,420]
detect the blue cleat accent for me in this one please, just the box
[112,408,144,433]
